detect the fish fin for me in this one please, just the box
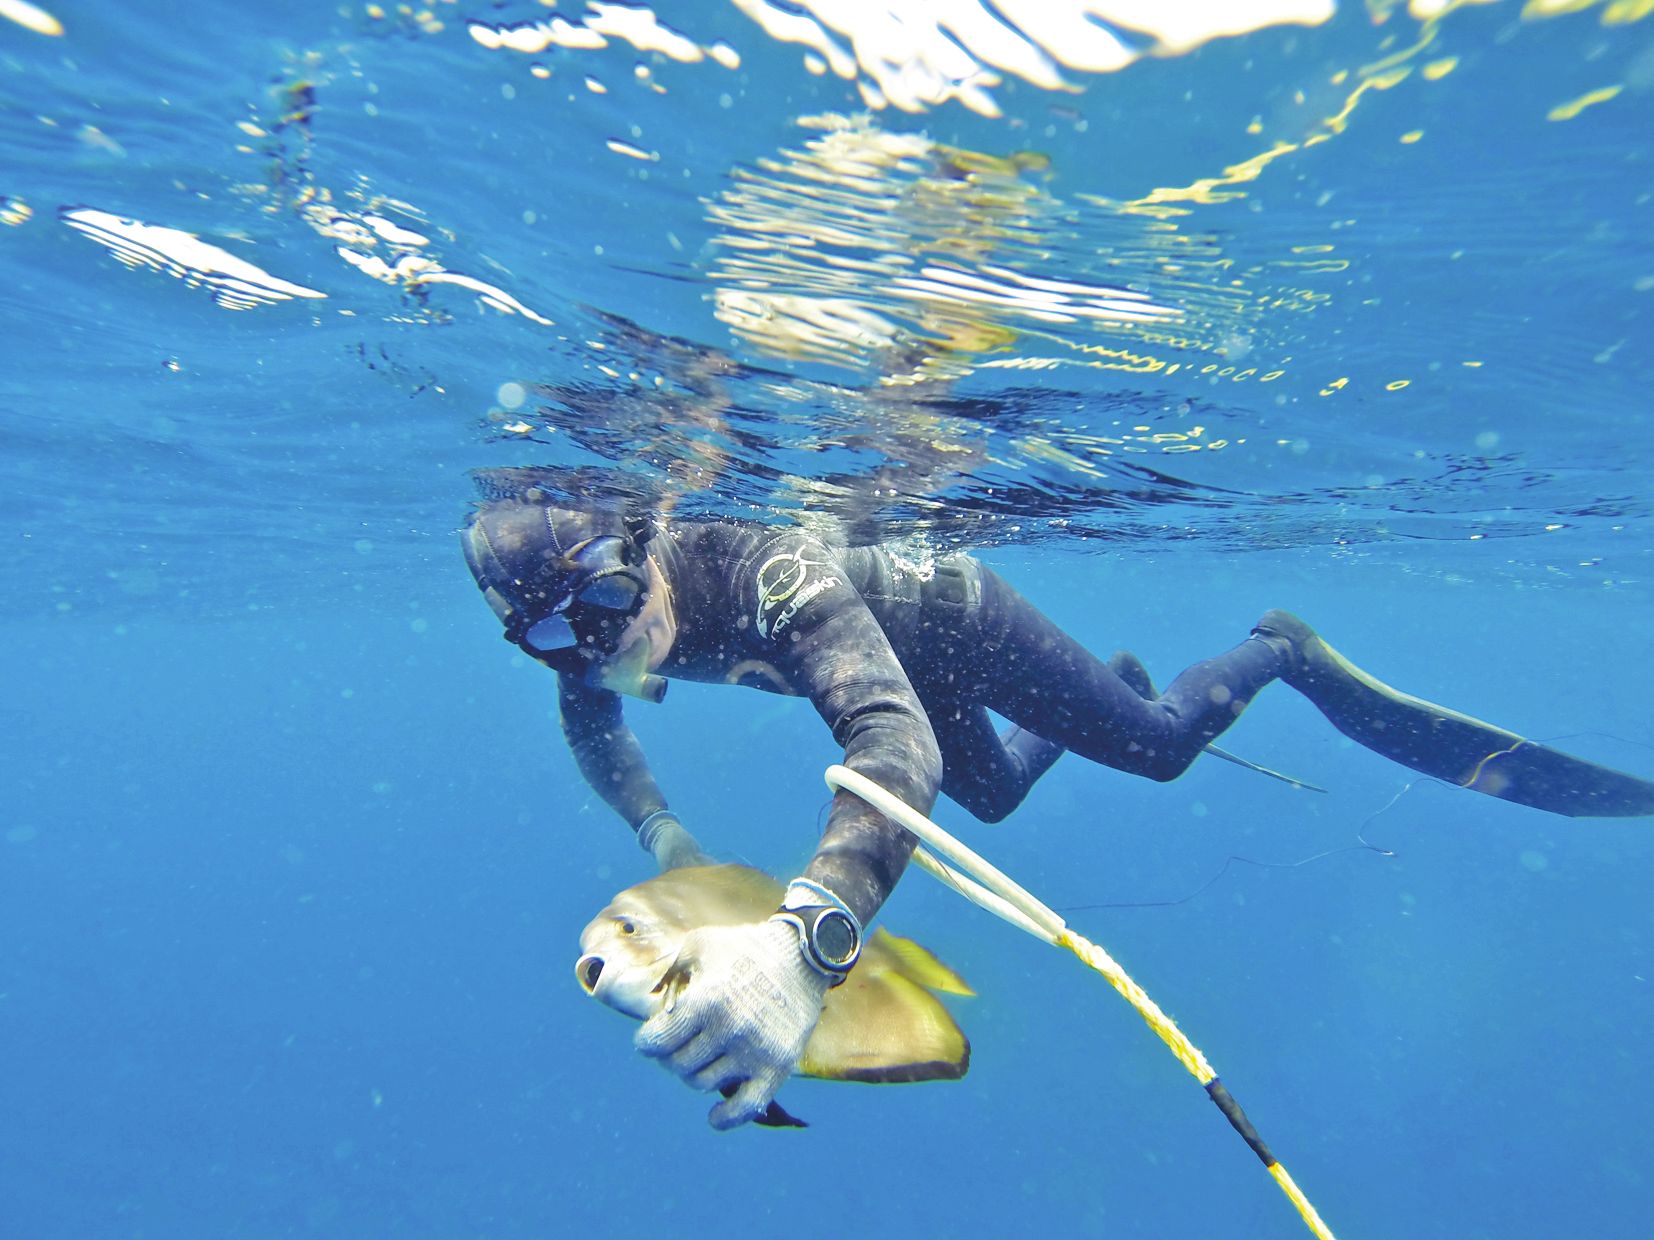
[608,864,784,937]
[754,1101,809,1129]
[799,966,970,1083]
[640,864,785,923]
[652,957,691,1011]
[868,927,975,996]
[686,863,786,906]
[718,1085,808,1129]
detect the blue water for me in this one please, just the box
[4,3,1654,1236]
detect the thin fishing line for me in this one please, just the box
[1534,729,1654,755]
[1065,788,1426,914]
[1065,840,1392,913]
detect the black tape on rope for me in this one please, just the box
[1206,1078,1277,1168]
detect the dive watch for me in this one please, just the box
[773,879,862,982]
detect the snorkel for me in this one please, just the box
[519,553,672,704]
[580,627,669,703]
[578,542,672,702]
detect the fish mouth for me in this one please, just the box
[575,948,677,1018]
[576,953,605,995]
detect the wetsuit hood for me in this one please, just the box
[462,500,630,623]
[462,499,668,702]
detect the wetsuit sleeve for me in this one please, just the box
[745,540,941,926]
[557,672,670,830]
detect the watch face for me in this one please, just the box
[813,909,858,966]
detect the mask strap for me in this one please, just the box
[622,515,654,563]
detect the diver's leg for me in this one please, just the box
[953,565,1288,782]
[1252,610,1654,817]
[919,690,1063,823]
[932,651,1153,819]
[1107,650,1156,699]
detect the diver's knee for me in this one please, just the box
[973,794,1019,824]
[946,778,1024,823]
[1129,746,1197,783]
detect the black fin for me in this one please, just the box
[717,1084,808,1128]
[1264,611,1654,818]
[754,1100,809,1129]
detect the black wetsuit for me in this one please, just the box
[558,520,1285,925]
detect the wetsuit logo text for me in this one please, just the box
[755,549,840,640]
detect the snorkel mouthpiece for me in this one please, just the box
[582,645,669,703]
[586,664,668,704]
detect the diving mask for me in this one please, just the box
[509,534,666,703]
[508,537,648,658]
[463,506,669,703]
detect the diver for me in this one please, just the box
[461,495,1654,1130]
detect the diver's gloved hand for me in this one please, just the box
[636,810,712,871]
[635,880,859,1129]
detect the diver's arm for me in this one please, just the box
[633,583,934,1131]
[557,672,671,830]
[773,592,941,927]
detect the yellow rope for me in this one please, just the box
[1271,1164,1337,1240]
[823,764,1339,1240]
[1060,928,1336,1240]
[1056,929,1214,1081]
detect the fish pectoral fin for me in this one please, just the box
[799,968,970,1083]
[716,1085,809,1129]
[754,1100,808,1129]
[869,927,974,996]
[652,956,692,1012]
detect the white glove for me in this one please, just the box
[634,918,832,1129]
